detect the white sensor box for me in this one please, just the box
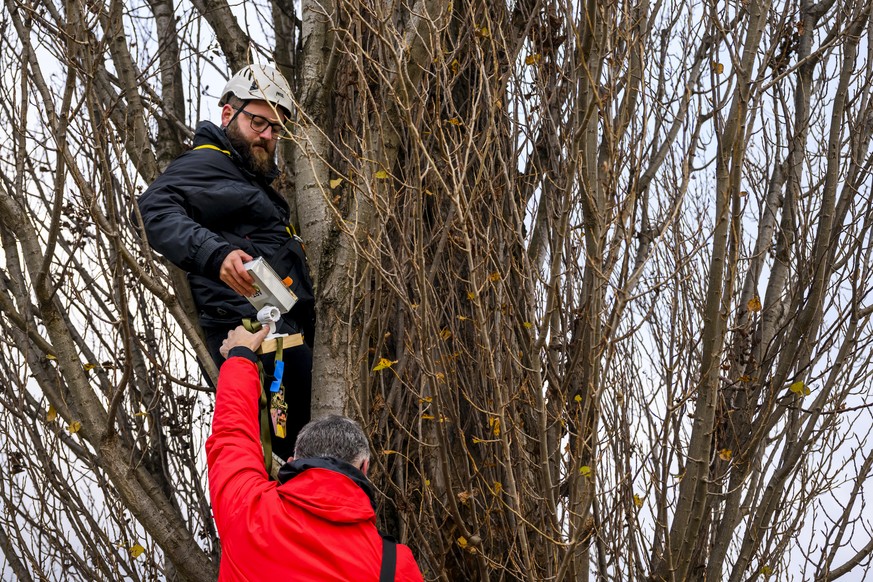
[243,257,298,314]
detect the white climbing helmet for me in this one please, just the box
[219,65,293,116]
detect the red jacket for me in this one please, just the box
[206,354,424,581]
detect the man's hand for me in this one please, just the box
[220,325,270,359]
[220,249,256,296]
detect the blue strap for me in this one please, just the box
[269,360,284,393]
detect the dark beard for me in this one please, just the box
[225,122,277,178]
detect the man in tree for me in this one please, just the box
[207,324,425,581]
[137,65,315,462]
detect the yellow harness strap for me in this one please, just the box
[193,144,231,156]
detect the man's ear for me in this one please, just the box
[360,459,370,476]
[220,103,235,128]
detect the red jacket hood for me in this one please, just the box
[277,458,377,525]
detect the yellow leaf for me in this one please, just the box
[523,321,533,329]
[457,536,468,549]
[761,565,773,577]
[129,543,146,559]
[633,494,643,509]
[467,292,476,300]
[719,448,732,461]
[83,363,96,372]
[68,421,81,434]
[46,405,57,423]
[372,358,397,371]
[382,449,398,455]
[439,329,452,341]
[580,465,592,478]
[134,411,149,417]
[747,296,762,312]
[435,372,445,383]
[525,53,542,65]
[419,396,433,403]
[493,482,502,494]
[447,118,462,126]
[329,177,343,189]
[46,354,56,361]
[458,315,470,321]
[574,394,582,403]
[374,170,389,180]
[789,380,810,396]
[421,414,435,420]
[477,26,490,38]
[450,59,459,75]
[424,479,431,486]
[713,61,724,74]
[739,375,751,383]
[488,271,501,282]
[457,490,472,504]
[488,417,500,436]
[471,437,482,444]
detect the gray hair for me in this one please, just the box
[294,415,370,466]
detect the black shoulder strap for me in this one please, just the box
[380,535,397,582]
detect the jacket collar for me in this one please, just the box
[192,120,281,183]
[277,457,377,510]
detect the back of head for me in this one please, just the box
[219,64,293,117]
[294,415,370,466]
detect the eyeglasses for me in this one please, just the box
[232,107,288,139]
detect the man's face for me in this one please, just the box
[221,100,284,177]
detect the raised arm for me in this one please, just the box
[206,326,271,529]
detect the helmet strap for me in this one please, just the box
[222,99,250,130]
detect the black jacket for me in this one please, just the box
[138,122,314,340]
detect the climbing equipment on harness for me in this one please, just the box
[241,318,287,475]
[268,335,288,439]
